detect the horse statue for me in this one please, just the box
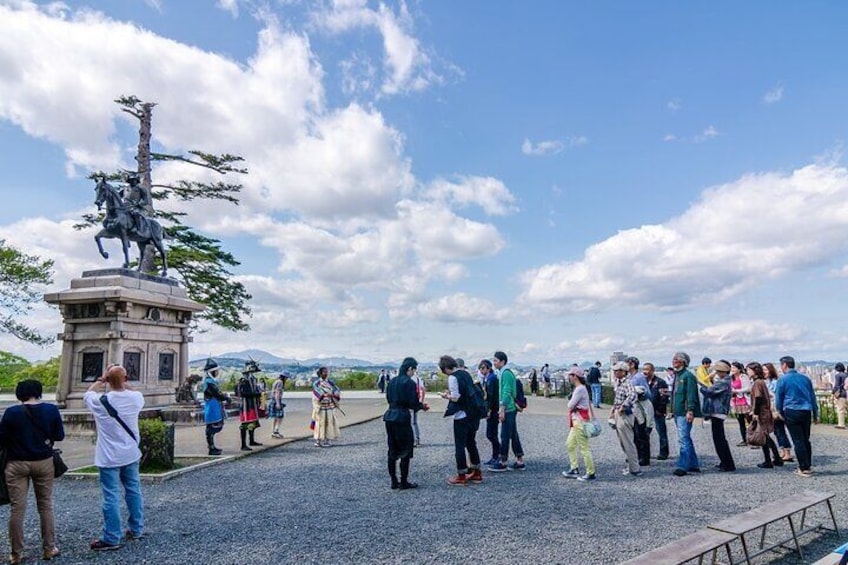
[93,177,169,276]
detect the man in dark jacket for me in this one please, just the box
[479,359,500,465]
[671,351,702,477]
[440,355,483,485]
[832,362,847,430]
[587,361,602,407]
[645,363,669,460]
[383,357,429,490]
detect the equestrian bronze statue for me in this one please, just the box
[93,176,169,276]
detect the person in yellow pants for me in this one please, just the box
[561,368,596,481]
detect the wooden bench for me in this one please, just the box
[707,490,838,564]
[620,528,738,565]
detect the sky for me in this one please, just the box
[2,0,848,366]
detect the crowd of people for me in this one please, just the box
[0,350,838,560]
[380,351,832,489]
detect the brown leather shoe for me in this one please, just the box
[467,469,483,483]
[43,548,61,560]
[446,473,467,486]
[8,553,22,565]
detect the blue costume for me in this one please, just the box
[201,358,227,455]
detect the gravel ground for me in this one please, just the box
[3,411,846,564]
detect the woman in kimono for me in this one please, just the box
[311,367,341,447]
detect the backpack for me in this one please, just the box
[458,371,488,419]
[511,370,527,411]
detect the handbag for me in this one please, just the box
[0,446,10,505]
[582,404,603,438]
[22,405,67,478]
[746,418,767,447]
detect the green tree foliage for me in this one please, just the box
[7,356,60,389]
[334,370,378,390]
[77,96,252,332]
[0,350,31,389]
[0,240,54,345]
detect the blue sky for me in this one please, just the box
[2,0,848,366]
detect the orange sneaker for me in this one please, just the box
[467,469,483,483]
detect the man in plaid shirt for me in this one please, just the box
[610,361,641,476]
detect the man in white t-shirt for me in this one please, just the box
[84,365,145,551]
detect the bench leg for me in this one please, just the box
[759,524,767,549]
[740,534,752,565]
[724,542,733,565]
[827,499,840,535]
[801,508,807,530]
[787,515,803,559]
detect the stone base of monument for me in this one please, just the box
[160,404,204,425]
[61,407,165,437]
[44,269,205,410]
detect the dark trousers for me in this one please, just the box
[498,410,524,461]
[774,419,792,450]
[654,415,669,458]
[762,435,781,465]
[634,420,651,465]
[205,422,223,446]
[485,413,500,460]
[386,421,414,484]
[711,417,736,471]
[783,409,812,471]
[453,417,481,473]
[736,413,749,442]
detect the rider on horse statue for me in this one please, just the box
[123,175,150,232]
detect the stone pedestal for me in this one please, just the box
[44,269,205,409]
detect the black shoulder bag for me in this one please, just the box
[22,405,68,478]
[99,395,138,444]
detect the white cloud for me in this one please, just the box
[415,293,504,323]
[521,136,587,156]
[518,162,848,313]
[667,99,681,112]
[522,138,563,156]
[143,0,163,13]
[764,84,784,105]
[312,0,445,95]
[216,0,239,18]
[663,134,678,142]
[424,176,517,216]
[339,51,377,97]
[694,125,719,143]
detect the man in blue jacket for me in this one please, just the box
[775,356,819,477]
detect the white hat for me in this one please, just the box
[612,361,628,372]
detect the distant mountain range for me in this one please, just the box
[189,349,843,372]
[190,349,379,368]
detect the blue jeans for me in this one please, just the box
[654,415,669,458]
[590,384,602,407]
[98,461,144,544]
[499,411,524,461]
[674,416,700,471]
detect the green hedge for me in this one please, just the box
[139,418,175,472]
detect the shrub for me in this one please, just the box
[139,418,175,472]
[334,370,377,391]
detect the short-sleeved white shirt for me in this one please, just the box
[84,389,145,468]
